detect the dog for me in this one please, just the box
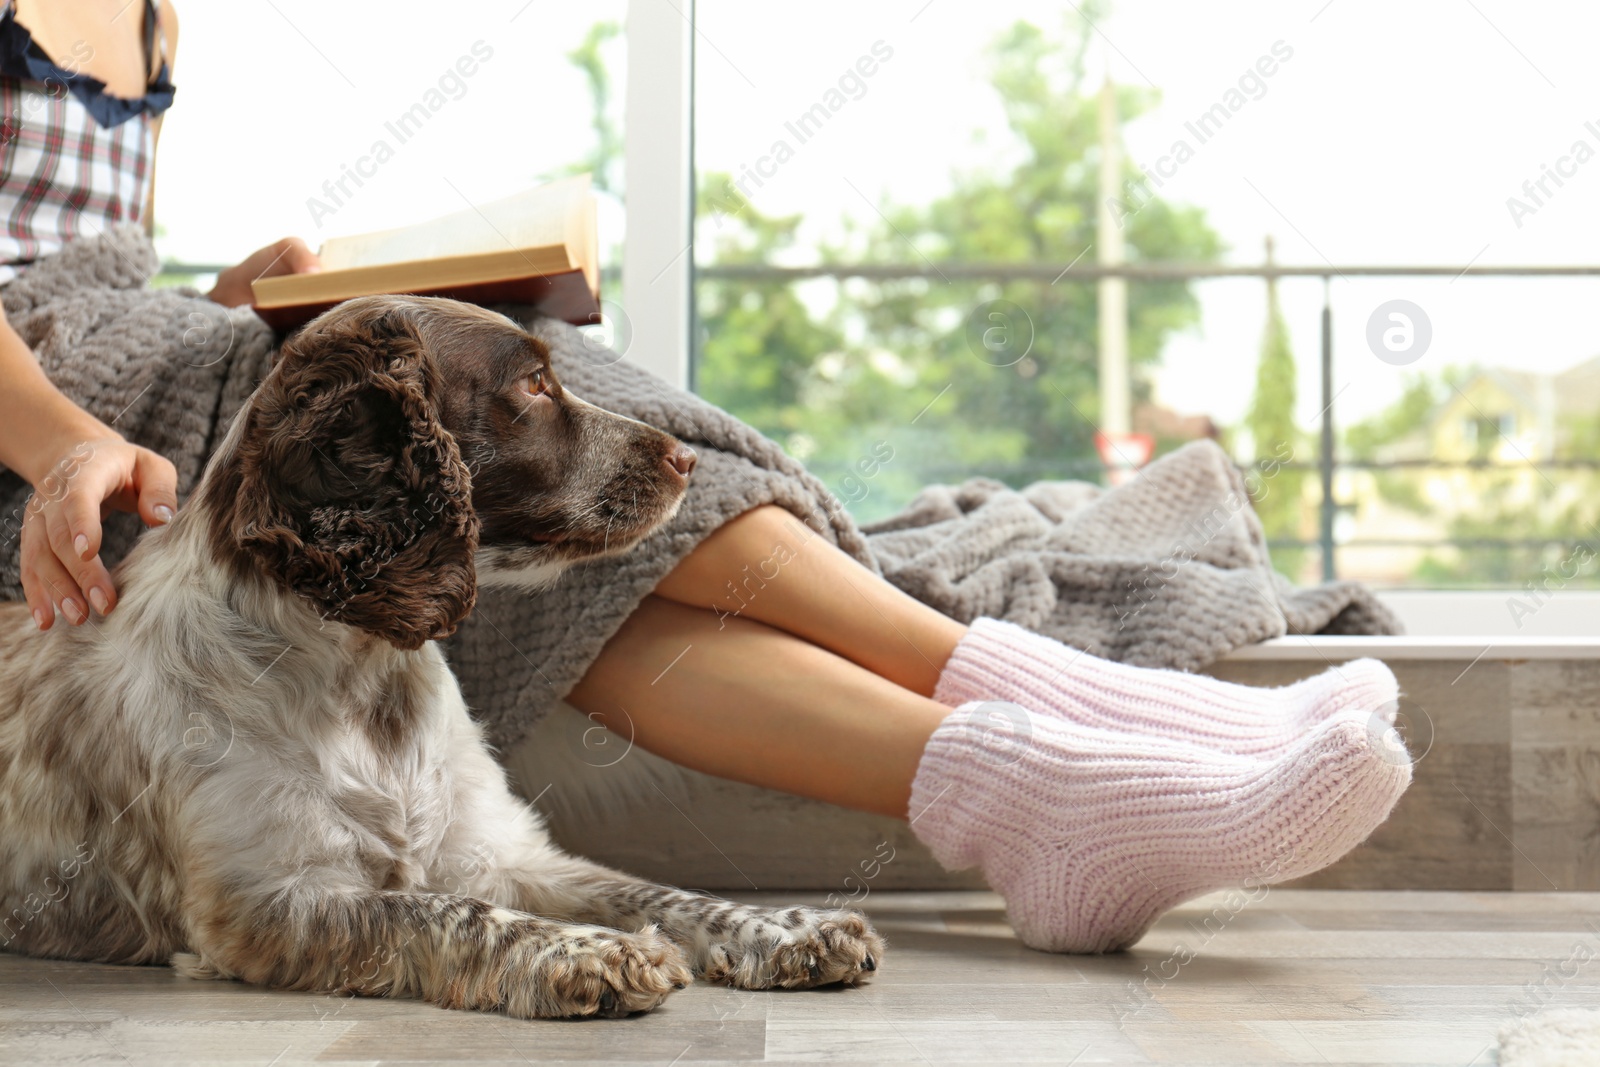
[0,295,882,1018]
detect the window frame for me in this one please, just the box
[621,0,695,389]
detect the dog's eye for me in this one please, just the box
[519,372,549,398]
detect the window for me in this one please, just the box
[156,2,628,281]
[686,1,1600,589]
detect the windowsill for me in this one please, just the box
[1224,633,1600,660]
[1218,589,1600,659]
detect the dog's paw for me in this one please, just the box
[702,907,883,990]
[505,924,692,1019]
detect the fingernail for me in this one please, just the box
[73,534,89,557]
[32,608,48,630]
[63,598,84,624]
[89,587,109,615]
[154,504,174,524]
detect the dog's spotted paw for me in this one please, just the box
[702,907,884,990]
[505,924,692,1019]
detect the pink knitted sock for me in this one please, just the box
[909,701,1412,953]
[934,618,1399,759]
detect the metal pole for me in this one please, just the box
[1095,76,1130,438]
[693,263,1600,282]
[1319,276,1336,581]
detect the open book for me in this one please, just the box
[250,175,600,330]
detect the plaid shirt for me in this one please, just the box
[0,0,173,285]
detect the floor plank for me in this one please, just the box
[2,889,1592,1065]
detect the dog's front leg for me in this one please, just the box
[495,853,885,990]
[432,710,883,990]
[178,887,690,1018]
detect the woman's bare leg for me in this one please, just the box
[568,507,1413,958]
[567,596,950,819]
[651,505,966,697]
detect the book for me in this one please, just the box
[250,175,600,331]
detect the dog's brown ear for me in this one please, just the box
[230,299,479,650]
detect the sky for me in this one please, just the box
[156,1,627,258]
[156,0,1600,430]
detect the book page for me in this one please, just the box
[318,175,591,270]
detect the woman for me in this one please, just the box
[0,0,1410,955]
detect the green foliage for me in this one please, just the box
[1342,366,1600,587]
[1244,276,1307,574]
[694,14,1223,519]
[1408,478,1600,587]
[1344,371,1456,460]
[1343,371,1455,517]
[1559,407,1600,462]
[693,179,849,430]
[150,270,202,291]
[1246,281,1295,459]
[560,21,623,194]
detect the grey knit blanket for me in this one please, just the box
[0,228,1399,751]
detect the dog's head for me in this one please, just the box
[204,295,694,651]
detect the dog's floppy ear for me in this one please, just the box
[230,298,479,650]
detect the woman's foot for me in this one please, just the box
[909,701,1412,953]
[934,618,1399,759]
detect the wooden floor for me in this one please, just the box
[3,889,1595,1066]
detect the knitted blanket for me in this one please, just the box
[0,228,1400,752]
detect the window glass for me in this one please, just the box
[692,0,1600,588]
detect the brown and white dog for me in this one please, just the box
[0,296,882,1018]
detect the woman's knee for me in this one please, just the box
[726,504,796,539]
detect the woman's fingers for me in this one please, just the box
[19,439,174,626]
[208,236,320,307]
[272,236,322,276]
[58,453,109,563]
[42,497,115,619]
[132,449,179,527]
[20,508,84,626]
[19,510,57,628]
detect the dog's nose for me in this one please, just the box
[665,445,698,478]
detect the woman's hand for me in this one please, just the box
[207,236,322,308]
[19,436,178,630]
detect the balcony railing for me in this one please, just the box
[698,261,1600,582]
